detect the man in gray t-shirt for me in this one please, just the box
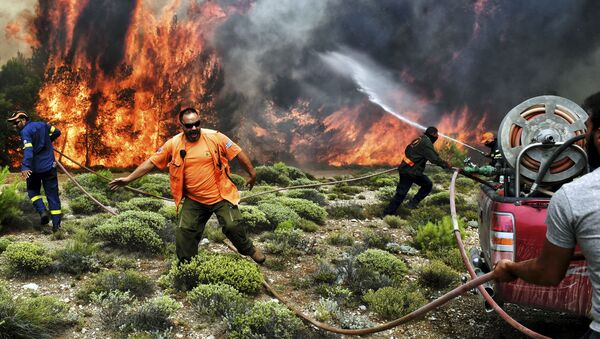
[494,92,600,338]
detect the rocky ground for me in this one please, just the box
[1,170,592,339]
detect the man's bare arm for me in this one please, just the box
[235,150,257,190]
[108,159,156,190]
[494,239,574,286]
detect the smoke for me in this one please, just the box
[214,0,600,126]
[0,1,37,63]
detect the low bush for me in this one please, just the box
[116,197,165,212]
[363,285,427,320]
[77,269,154,302]
[255,166,291,186]
[312,259,338,284]
[158,205,177,223]
[92,211,166,253]
[239,185,278,205]
[63,172,109,199]
[273,162,308,180]
[423,191,465,207]
[53,240,100,275]
[188,283,250,319]
[332,184,363,196]
[229,173,246,191]
[367,174,397,189]
[326,204,365,220]
[228,300,305,338]
[239,205,270,232]
[427,248,465,272]
[263,228,308,256]
[160,252,263,294]
[130,173,171,198]
[93,290,180,334]
[0,166,25,227]
[203,223,226,243]
[264,196,327,224]
[362,230,393,249]
[296,218,319,232]
[414,216,465,253]
[68,192,111,215]
[350,249,407,293]
[407,204,448,229]
[326,231,355,246]
[257,202,300,229]
[0,282,74,338]
[376,186,397,202]
[418,259,460,289]
[0,236,14,253]
[285,189,327,205]
[2,242,52,275]
[383,215,407,229]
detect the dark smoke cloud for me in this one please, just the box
[214,0,600,134]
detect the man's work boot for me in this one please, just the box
[40,210,50,225]
[250,247,266,264]
[52,224,61,233]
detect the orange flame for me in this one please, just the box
[35,0,230,167]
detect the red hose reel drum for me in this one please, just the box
[498,96,588,184]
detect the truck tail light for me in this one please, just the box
[491,212,515,254]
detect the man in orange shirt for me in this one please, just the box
[109,107,265,264]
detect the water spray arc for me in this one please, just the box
[322,51,487,156]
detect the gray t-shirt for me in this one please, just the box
[546,168,600,331]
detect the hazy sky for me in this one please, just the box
[0,0,36,64]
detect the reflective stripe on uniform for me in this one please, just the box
[24,143,33,148]
[31,195,43,202]
[50,210,62,215]
[49,126,55,136]
[404,156,415,166]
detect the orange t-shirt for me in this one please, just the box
[150,132,241,205]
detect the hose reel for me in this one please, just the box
[498,95,588,186]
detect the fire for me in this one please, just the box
[321,102,487,166]
[34,0,231,167]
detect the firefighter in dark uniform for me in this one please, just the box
[383,126,450,216]
[7,111,62,232]
[480,132,502,167]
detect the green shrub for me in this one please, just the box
[376,186,396,202]
[455,177,478,192]
[0,166,24,226]
[362,230,393,249]
[92,211,166,253]
[0,236,14,253]
[239,185,278,205]
[93,291,179,334]
[77,269,154,302]
[326,204,365,219]
[0,283,74,338]
[264,196,327,224]
[407,204,448,229]
[296,218,319,232]
[255,166,291,186]
[68,192,111,215]
[285,189,327,205]
[116,197,165,212]
[160,252,263,294]
[63,172,109,199]
[2,242,52,275]
[289,177,320,186]
[203,223,226,242]
[158,205,177,223]
[53,240,100,275]
[274,162,308,180]
[363,285,427,320]
[427,248,465,272]
[263,228,307,256]
[257,202,300,229]
[326,231,354,246]
[188,283,249,319]
[414,216,465,252]
[350,249,407,293]
[423,191,465,207]
[229,173,246,191]
[383,215,407,229]
[418,260,460,289]
[130,173,171,198]
[367,174,397,189]
[239,205,270,232]
[312,259,337,284]
[363,203,387,219]
[228,300,305,338]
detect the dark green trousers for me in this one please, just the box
[176,198,254,261]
